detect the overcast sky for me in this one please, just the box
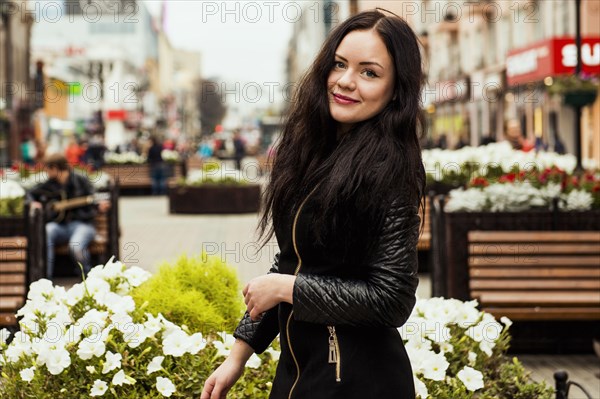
[145,1,294,85]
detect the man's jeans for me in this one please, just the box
[46,221,96,279]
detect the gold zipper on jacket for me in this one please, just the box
[327,326,342,382]
[287,184,320,399]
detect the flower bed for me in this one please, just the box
[444,167,600,212]
[423,141,598,190]
[0,256,278,398]
[169,162,261,214]
[0,256,553,398]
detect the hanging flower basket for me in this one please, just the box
[562,90,598,107]
[548,75,599,107]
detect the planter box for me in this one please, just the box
[168,184,261,214]
[0,216,26,237]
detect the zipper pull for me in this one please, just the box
[328,327,338,364]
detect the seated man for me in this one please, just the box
[27,154,110,279]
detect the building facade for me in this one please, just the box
[0,0,35,164]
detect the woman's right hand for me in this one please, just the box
[200,354,246,399]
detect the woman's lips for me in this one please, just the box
[333,93,359,105]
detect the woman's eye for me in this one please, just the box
[334,61,345,69]
[364,70,378,78]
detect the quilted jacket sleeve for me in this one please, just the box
[232,252,281,354]
[292,199,420,328]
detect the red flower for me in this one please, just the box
[470,177,489,188]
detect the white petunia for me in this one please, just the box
[265,347,281,361]
[102,351,122,374]
[468,351,477,366]
[162,329,191,357]
[213,332,236,358]
[420,351,449,381]
[457,366,485,391]
[20,366,36,382]
[147,356,164,375]
[112,369,135,386]
[246,353,262,369]
[0,328,10,345]
[188,332,207,354]
[86,366,97,374]
[156,376,176,397]
[500,316,512,329]
[77,339,106,360]
[414,374,429,399]
[44,348,71,375]
[90,380,108,396]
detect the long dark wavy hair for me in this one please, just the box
[256,9,426,264]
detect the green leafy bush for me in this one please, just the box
[131,254,245,334]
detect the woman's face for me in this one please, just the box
[327,29,395,133]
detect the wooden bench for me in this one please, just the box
[468,231,600,321]
[51,183,120,277]
[417,197,432,251]
[0,237,27,326]
[101,163,184,191]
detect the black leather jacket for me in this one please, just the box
[234,198,420,352]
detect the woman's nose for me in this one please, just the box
[336,71,356,91]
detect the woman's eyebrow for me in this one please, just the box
[335,54,384,70]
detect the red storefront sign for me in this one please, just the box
[106,110,127,120]
[506,37,600,86]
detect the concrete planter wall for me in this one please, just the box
[168,184,261,214]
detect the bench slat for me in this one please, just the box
[0,286,26,296]
[470,279,600,290]
[0,312,16,326]
[0,296,25,311]
[0,274,26,284]
[473,291,600,306]
[0,237,28,247]
[469,256,600,266]
[0,251,26,261]
[481,307,600,321]
[468,231,600,242]
[470,267,600,278]
[0,262,26,273]
[470,243,600,255]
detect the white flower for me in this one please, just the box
[90,380,108,396]
[147,356,164,375]
[265,347,281,361]
[188,332,206,354]
[414,374,429,399]
[246,353,262,369]
[500,316,513,329]
[112,369,135,386]
[0,328,10,345]
[156,376,177,397]
[213,332,236,358]
[420,351,449,381]
[560,190,593,211]
[468,351,477,366]
[123,266,152,287]
[86,366,97,374]
[20,366,36,382]
[162,329,191,357]
[45,348,71,375]
[102,351,122,374]
[457,366,485,391]
[77,339,106,360]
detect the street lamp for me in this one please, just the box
[573,0,583,172]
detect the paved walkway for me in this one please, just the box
[117,196,599,398]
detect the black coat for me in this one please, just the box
[234,183,420,399]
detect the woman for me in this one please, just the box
[201,9,425,399]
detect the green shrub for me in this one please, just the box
[131,253,245,334]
